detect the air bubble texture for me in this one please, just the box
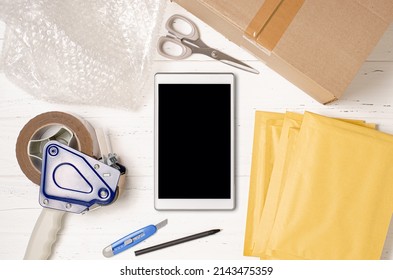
[0,0,166,109]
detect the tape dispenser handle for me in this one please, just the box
[24,208,65,260]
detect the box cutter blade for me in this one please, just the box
[102,219,168,257]
[39,141,121,214]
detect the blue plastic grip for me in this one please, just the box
[111,225,157,255]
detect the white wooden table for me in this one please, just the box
[0,3,392,260]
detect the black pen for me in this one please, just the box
[134,229,221,256]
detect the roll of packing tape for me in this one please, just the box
[16,111,100,185]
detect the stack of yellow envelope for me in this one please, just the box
[244,111,393,259]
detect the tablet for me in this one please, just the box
[154,73,235,210]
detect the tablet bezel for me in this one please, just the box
[154,73,235,210]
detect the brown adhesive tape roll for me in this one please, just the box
[16,111,100,185]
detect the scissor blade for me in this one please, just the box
[220,59,259,74]
[214,51,259,74]
[183,42,259,74]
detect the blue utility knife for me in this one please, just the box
[102,219,168,257]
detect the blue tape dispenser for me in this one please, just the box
[40,141,121,214]
[24,141,125,259]
[18,112,126,260]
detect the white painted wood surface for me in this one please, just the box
[0,3,393,260]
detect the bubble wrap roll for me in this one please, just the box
[0,0,166,109]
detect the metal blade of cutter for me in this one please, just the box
[155,219,168,230]
[39,140,121,214]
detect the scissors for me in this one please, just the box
[158,14,259,74]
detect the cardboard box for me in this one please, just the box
[172,0,393,104]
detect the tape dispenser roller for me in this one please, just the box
[16,111,126,259]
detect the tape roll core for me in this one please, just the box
[16,111,99,185]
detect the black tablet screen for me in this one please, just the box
[157,83,232,199]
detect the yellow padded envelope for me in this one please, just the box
[252,112,375,259]
[244,111,375,258]
[244,111,284,256]
[252,112,303,259]
[265,112,393,259]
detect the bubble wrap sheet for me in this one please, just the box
[0,0,166,109]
